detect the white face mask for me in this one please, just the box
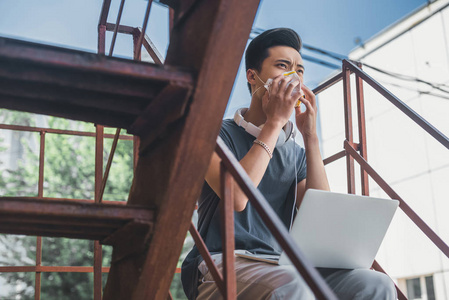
[251,70,303,107]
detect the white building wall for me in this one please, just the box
[318,1,449,298]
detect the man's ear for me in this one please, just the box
[246,69,257,86]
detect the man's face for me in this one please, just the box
[253,46,305,96]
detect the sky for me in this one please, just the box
[0,0,428,118]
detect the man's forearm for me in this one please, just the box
[304,134,330,191]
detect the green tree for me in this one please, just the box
[0,110,191,299]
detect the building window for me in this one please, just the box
[425,276,436,300]
[406,277,422,299]
[404,275,436,300]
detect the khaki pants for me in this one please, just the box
[197,254,397,300]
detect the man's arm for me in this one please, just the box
[295,84,330,208]
[206,76,301,212]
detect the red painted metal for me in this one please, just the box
[215,138,338,300]
[355,64,369,196]
[94,125,104,300]
[169,8,174,34]
[188,222,225,296]
[0,123,133,140]
[342,66,356,194]
[0,266,111,273]
[98,0,112,27]
[312,72,343,95]
[135,0,154,60]
[344,140,449,259]
[106,22,135,34]
[109,0,126,57]
[35,237,42,300]
[135,27,164,64]
[220,165,236,299]
[35,131,45,300]
[323,149,346,166]
[343,60,449,150]
[99,128,121,203]
[0,197,152,220]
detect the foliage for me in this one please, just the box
[0,110,193,299]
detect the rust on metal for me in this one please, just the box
[344,59,449,150]
[109,0,126,57]
[312,71,343,95]
[220,165,236,299]
[323,149,346,166]
[0,266,111,273]
[344,140,449,258]
[94,125,104,300]
[189,222,225,295]
[215,138,338,300]
[342,66,356,194]
[0,197,154,240]
[0,123,133,140]
[355,66,369,195]
[135,0,154,60]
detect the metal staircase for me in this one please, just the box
[0,1,448,299]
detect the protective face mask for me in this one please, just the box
[252,71,303,107]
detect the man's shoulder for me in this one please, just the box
[221,118,238,131]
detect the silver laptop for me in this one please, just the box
[279,189,399,269]
[237,189,399,269]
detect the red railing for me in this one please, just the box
[0,123,134,299]
[186,59,449,300]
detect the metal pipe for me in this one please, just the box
[215,137,338,300]
[220,164,236,299]
[0,266,111,273]
[355,63,369,196]
[0,123,133,140]
[99,129,121,203]
[35,131,45,300]
[312,72,343,95]
[189,222,225,296]
[94,125,104,300]
[323,150,346,166]
[343,59,449,150]
[342,66,355,194]
[344,141,449,259]
[135,0,154,60]
[109,0,126,57]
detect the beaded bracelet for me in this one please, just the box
[253,139,273,159]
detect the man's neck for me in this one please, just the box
[243,96,266,127]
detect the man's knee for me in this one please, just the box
[266,266,314,299]
[352,270,397,300]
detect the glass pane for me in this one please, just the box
[42,272,93,299]
[425,275,435,300]
[42,237,93,266]
[0,272,35,299]
[406,277,421,299]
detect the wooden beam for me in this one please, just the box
[103,0,260,299]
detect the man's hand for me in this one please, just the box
[295,83,318,141]
[262,74,301,127]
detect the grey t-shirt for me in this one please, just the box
[181,119,307,299]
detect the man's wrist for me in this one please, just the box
[264,118,285,131]
[303,134,319,147]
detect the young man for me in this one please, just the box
[181,28,396,299]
